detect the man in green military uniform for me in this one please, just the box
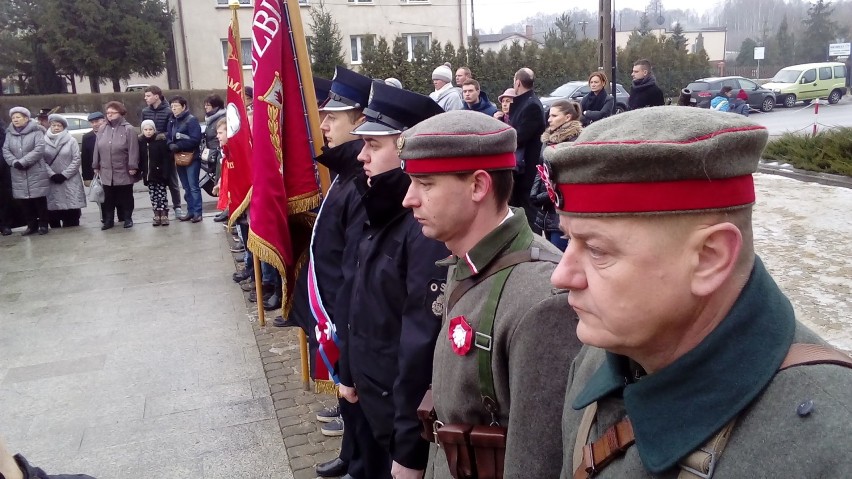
[546,106,852,478]
[400,110,582,479]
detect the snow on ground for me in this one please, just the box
[753,173,852,351]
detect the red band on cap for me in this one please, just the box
[557,175,755,213]
[402,153,516,174]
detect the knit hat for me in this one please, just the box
[47,114,67,128]
[9,107,31,118]
[351,81,444,136]
[141,119,156,131]
[542,106,769,217]
[384,77,403,89]
[399,110,516,174]
[497,88,516,103]
[432,64,453,83]
[87,112,105,121]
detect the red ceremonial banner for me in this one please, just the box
[224,22,253,226]
[247,0,320,284]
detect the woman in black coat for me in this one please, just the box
[579,71,614,127]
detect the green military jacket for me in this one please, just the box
[426,208,582,479]
[561,257,852,478]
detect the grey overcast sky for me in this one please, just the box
[474,0,710,33]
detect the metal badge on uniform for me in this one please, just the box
[448,315,473,356]
[425,278,446,318]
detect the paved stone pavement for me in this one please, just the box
[0,191,297,478]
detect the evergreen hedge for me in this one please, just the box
[763,128,852,177]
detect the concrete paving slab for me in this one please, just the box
[0,194,290,478]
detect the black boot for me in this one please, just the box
[21,227,37,236]
[101,221,115,231]
[0,226,12,236]
[124,218,134,228]
[263,293,282,311]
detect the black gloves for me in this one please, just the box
[50,174,66,184]
[12,161,25,170]
[169,143,179,152]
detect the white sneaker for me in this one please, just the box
[174,207,184,218]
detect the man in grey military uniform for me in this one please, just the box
[546,106,852,478]
[400,110,582,479]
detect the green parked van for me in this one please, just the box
[763,62,847,108]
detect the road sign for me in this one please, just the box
[754,47,765,60]
[829,43,851,56]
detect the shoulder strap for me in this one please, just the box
[779,343,852,370]
[573,343,852,479]
[446,246,561,314]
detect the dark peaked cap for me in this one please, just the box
[351,81,445,136]
[543,106,769,216]
[320,66,372,112]
[313,76,332,107]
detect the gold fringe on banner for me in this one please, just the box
[227,186,253,229]
[288,190,321,216]
[315,379,339,396]
[281,212,317,318]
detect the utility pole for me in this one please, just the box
[470,0,476,40]
[599,0,613,73]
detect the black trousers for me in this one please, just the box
[48,209,81,228]
[339,398,366,478]
[341,400,391,479]
[168,164,181,209]
[18,197,49,229]
[102,184,134,224]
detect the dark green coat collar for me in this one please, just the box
[437,208,528,279]
[572,257,796,473]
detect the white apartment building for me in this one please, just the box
[166,0,469,90]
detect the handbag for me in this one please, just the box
[174,151,194,167]
[88,174,105,203]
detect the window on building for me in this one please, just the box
[351,36,366,64]
[400,0,430,3]
[404,33,430,61]
[348,0,374,4]
[217,0,251,5]
[221,39,253,68]
[299,0,309,4]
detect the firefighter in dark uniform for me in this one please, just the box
[398,110,582,479]
[285,67,373,479]
[335,82,449,479]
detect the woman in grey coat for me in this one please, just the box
[2,107,49,235]
[44,114,86,228]
[92,101,139,230]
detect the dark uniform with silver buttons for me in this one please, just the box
[335,82,449,477]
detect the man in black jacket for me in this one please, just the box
[628,59,666,110]
[508,67,546,233]
[336,82,448,479]
[286,66,373,479]
[141,85,182,218]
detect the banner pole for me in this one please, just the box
[253,255,266,327]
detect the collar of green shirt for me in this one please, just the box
[572,257,796,473]
[437,207,529,281]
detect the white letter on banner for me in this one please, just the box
[251,1,282,72]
